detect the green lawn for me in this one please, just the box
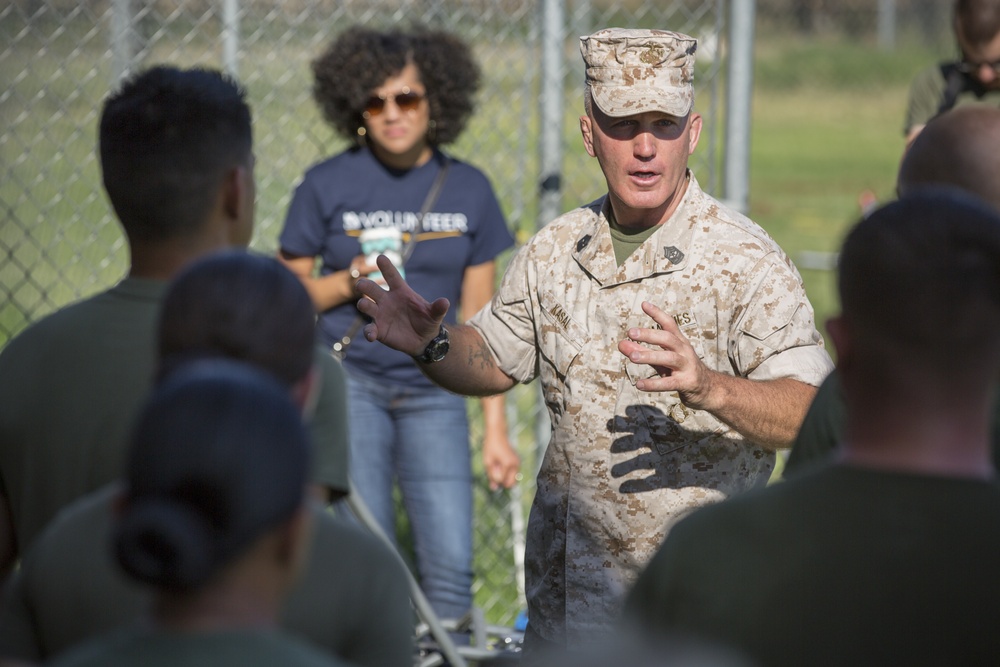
[750,84,911,349]
[746,33,948,350]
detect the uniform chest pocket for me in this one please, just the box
[538,300,586,378]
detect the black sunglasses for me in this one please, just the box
[362,88,425,119]
[956,59,1000,76]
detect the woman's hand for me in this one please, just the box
[347,254,378,282]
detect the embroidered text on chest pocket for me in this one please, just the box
[538,298,586,379]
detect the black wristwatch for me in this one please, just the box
[414,325,450,364]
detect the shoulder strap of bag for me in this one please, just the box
[333,156,451,359]
[936,63,967,117]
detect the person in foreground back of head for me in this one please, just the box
[624,190,1000,667]
[0,63,351,584]
[785,105,1000,477]
[0,252,412,667]
[0,66,255,577]
[45,362,349,667]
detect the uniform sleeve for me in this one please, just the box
[307,348,351,497]
[784,371,846,478]
[468,244,539,384]
[279,171,328,258]
[730,253,833,386]
[465,174,515,267]
[904,65,946,136]
[0,566,43,662]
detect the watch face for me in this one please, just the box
[424,337,449,362]
[418,326,450,363]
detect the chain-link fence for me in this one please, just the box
[1,0,727,628]
[0,0,951,628]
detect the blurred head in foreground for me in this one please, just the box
[114,361,313,627]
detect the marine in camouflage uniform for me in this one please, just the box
[353,28,833,649]
[470,174,831,643]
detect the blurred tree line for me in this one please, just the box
[758,0,951,45]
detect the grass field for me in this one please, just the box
[748,34,947,349]
[750,84,909,348]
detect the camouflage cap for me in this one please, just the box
[580,28,697,118]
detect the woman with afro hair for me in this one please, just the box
[277,26,520,624]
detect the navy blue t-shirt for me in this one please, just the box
[280,147,515,387]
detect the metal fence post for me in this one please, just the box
[538,0,565,232]
[723,0,756,215]
[222,0,240,78]
[878,0,896,52]
[110,0,137,83]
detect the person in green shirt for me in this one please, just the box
[46,362,352,667]
[904,0,1000,147]
[0,65,350,581]
[0,251,414,667]
[625,190,1000,667]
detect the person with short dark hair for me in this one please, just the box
[277,25,519,624]
[0,253,413,667]
[786,105,1000,477]
[44,362,349,667]
[0,65,349,580]
[625,190,1000,667]
[904,0,1000,146]
[98,67,255,249]
[156,250,318,392]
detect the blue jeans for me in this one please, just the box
[346,368,473,621]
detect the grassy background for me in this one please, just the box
[747,35,947,350]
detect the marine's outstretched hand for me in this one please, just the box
[356,254,451,356]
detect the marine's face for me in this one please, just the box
[580,100,702,230]
[363,62,433,168]
[957,25,1000,90]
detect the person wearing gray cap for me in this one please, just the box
[352,27,831,653]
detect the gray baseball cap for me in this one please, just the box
[580,28,697,118]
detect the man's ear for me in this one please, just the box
[580,115,596,158]
[826,315,850,371]
[687,112,703,155]
[218,163,255,248]
[220,165,244,221]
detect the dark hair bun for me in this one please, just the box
[114,497,215,589]
[114,359,310,591]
